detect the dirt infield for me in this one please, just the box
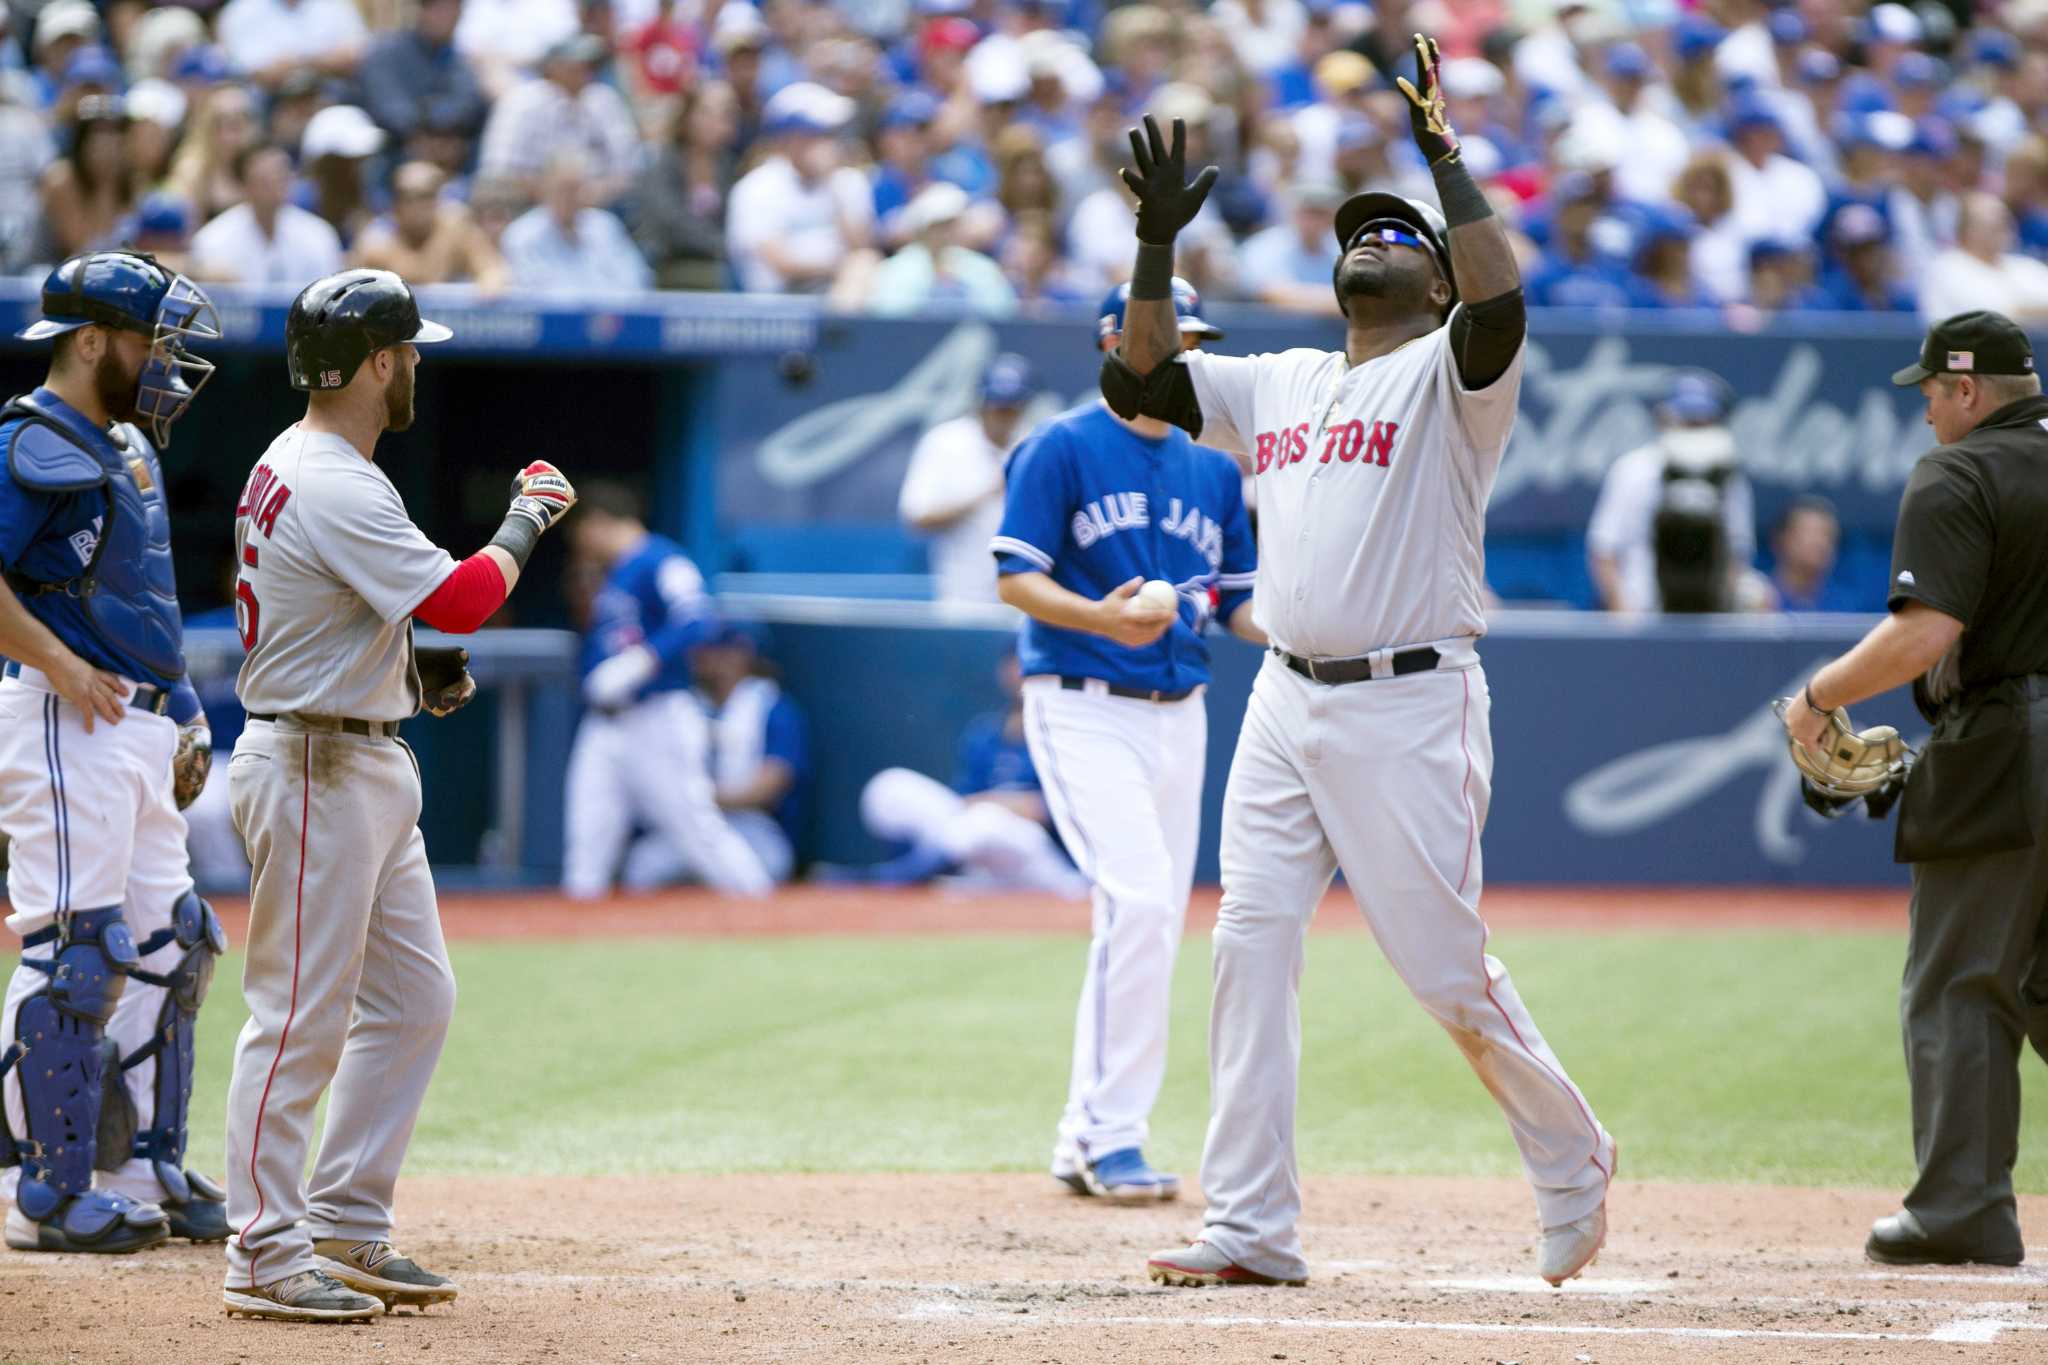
[4,1173,2042,1363]
[206,882,1911,945]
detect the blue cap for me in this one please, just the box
[1767,9,1806,44]
[1972,30,2021,71]
[1892,51,1944,89]
[1097,277,1223,343]
[1674,16,1726,61]
[1838,71,1895,116]
[1335,115,1379,149]
[1551,169,1599,205]
[1907,117,1956,158]
[63,44,123,92]
[169,45,231,84]
[1934,87,1989,124]
[1661,369,1734,423]
[881,88,939,130]
[1603,42,1651,80]
[134,192,191,238]
[1725,98,1781,138]
[979,351,1035,406]
[1795,49,1840,84]
[1747,237,1805,267]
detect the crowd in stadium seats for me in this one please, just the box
[1,0,2043,316]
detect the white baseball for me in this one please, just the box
[1137,579,1179,612]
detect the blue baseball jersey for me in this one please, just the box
[580,533,713,698]
[0,387,199,722]
[954,708,1039,796]
[991,402,1255,693]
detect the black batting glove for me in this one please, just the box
[1395,32,1462,167]
[1120,115,1219,247]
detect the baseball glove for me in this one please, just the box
[171,723,210,811]
[418,645,476,718]
[1774,698,1910,818]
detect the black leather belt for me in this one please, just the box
[1274,645,1442,685]
[247,712,401,738]
[1057,676,1198,703]
[3,659,170,714]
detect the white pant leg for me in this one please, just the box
[562,712,635,898]
[183,761,248,891]
[1312,664,1613,1228]
[623,809,794,889]
[1197,661,1336,1282]
[101,728,202,1205]
[304,822,455,1243]
[622,693,771,898]
[1024,680,1194,1159]
[860,766,961,847]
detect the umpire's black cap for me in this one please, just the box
[1891,310,2035,386]
[1333,191,1457,304]
[285,269,451,391]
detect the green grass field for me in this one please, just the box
[183,928,2048,1194]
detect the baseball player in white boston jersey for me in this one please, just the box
[220,271,575,1322]
[1103,40,1615,1290]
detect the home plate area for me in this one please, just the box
[7,1172,2041,1363]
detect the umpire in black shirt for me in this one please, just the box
[1783,310,2048,1267]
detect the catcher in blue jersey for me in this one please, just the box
[0,252,229,1254]
[992,279,1262,1202]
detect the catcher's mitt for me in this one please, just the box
[1775,697,1910,814]
[172,723,211,811]
[418,645,476,718]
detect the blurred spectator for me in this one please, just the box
[1920,193,2048,325]
[991,123,1058,236]
[898,351,1033,603]
[31,1,101,112]
[630,80,740,290]
[298,104,385,246]
[1526,173,1642,309]
[2007,135,2048,260]
[1066,84,1236,297]
[54,44,124,128]
[38,97,137,263]
[0,72,54,271]
[1237,179,1341,314]
[1588,370,1758,614]
[1767,496,1857,613]
[125,6,207,86]
[478,33,638,205]
[870,88,941,249]
[359,0,489,149]
[1001,210,1089,309]
[1891,120,1959,266]
[266,67,328,157]
[190,142,345,284]
[124,80,186,191]
[708,5,770,146]
[455,0,580,98]
[1805,205,1914,312]
[1210,0,1306,80]
[167,83,259,224]
[1632,210,1713,310]
[1586,43,1690,203]
[131,191,195,275]
[216,0,368,93]
[1045,80,1128,237]
[500,150,653,293]
[353,160,507,288]
[867,182,1016,315]
[1745,238,1814,315]
[468,175,529,248]
[1723,102,1825,247]
[726,81,876,296]
[623,0,699,105]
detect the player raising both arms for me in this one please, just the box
[221,271,575,1322]
[1105,37,1615,1290]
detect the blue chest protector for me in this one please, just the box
[2,396,184,681]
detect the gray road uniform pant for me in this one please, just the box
[221,716,455,1289]
[1895,676,2048,1261]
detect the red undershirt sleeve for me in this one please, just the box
[411,552,508,634]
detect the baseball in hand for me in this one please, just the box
[1137,580,1178,612]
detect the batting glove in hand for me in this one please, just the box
[1395,33,1461,166]
[172,723,211,811]
[417,645,477,718]
[1120,116,1219,247]
[507,460,577,534]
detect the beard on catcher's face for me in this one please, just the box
[92,341,145,423]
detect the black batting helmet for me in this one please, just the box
[1331,191,1457,317]
[285,269,452,391]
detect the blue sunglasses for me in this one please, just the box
[1346,220,1430,255]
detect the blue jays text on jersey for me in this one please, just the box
[0,387,199,721]
[580,533,713,697]
[990,401,1255,694]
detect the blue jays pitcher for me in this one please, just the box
[992,280,1262,1201]
[0,252,228,1253]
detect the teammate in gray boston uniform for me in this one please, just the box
[220,270,577,1322]
[1104,37,1615,1290]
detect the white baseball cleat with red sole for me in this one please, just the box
[1146,1239,1307,1287]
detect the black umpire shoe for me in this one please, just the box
[1865,1211,2023,1267]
